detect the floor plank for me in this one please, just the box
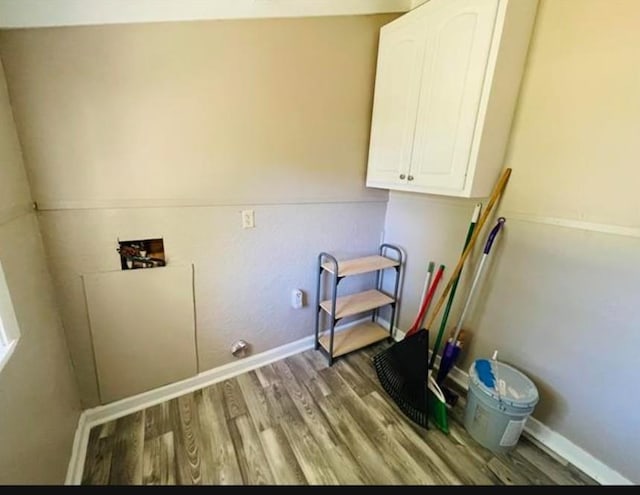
[278,416,340,485]
[143,432,176,485]
[98,421,116,439]
[271,360,340,448]
[496,448,556,485]
[144,402,171,440]
[82,426,113,485]
[334,359,375,397]
[516,438,590,485]
[285,354,331,397]
[199,383,244,484]
[262,381,291,425]
[283,354,315,383]
[169,395,207,484]
[301,346,330,371]
[254,363,281,388]
[228,414,275,485]
[317,391,402,484]
[236,371,274,432]
[343,349,380,383]
[82,346,596,486]
[311,368,403,484]
[109,411,144,485]
[362,391,462,485]
[487,456,531,485]
[259,426,308,485]
[416,417,499,484]
[324,366,437,484]
[274,362,368,484]
[272,360,371,484]
[221,378,248,420]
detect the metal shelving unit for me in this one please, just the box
[314,244,403,366]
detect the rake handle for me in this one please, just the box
[423,168,512,332]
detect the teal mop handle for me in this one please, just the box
[428,204,481,370]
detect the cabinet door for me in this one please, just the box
[410,0,499,191]
[365,17,425,188]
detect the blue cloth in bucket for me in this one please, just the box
[475,359,496,389]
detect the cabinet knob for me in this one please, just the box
[399,174,406,180]
[408,175,414,181]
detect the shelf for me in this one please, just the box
[321,255,399,278]
[315,244,402,366]
[318,321,389,358]
[320,289,394,320]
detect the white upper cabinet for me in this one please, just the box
[366,15,426,187]
[366,0,538,197]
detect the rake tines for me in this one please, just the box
[373,329,430,428]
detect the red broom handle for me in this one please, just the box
[406,264,445,337]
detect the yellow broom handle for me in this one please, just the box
[423,168,512,331]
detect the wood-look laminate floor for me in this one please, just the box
[82,343,597,485]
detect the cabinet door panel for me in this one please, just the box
[411,0,499,191]
[366,20,425,187]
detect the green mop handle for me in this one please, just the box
[428,203,481,370]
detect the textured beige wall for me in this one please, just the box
[0,60,80,483]
[84,264,197,403]
[0,14,396,406]
[383,0,640,482]
[38,202,387,407]
[0,16,391,207]
[0,60,30,214]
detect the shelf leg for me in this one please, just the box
[389,253,403,340]
[328,269,338,366]
[329,284,338,366]
[388,303,397,341]
[314,315,320,350]
[314,254,323,351]
[373,261,383,323]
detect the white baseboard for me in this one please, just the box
[521,417,632,485]
[68,317,632,485]
[65,317,369,485]
[65,410,89,485]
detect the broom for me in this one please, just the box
[424,204,480,433]
[373,168,512,430]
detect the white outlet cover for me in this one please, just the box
[291,289,304,308]
[241,209,255,229]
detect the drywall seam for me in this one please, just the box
[389,192,640,239]
[35,198,388,211]
[503,211,640,240]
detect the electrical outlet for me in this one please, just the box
[291,289,304,309]
[241,209,255,229]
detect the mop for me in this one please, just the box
[436,217,506,406]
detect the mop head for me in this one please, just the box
[373,329,430,428]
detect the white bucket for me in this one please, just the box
[464,358,539,454]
